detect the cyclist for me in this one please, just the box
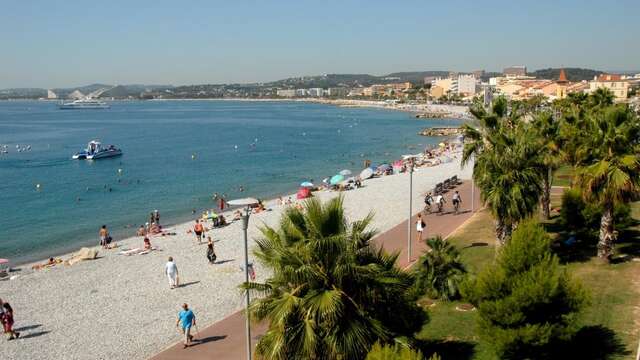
[424,192,434,213]
[452,190,462,214]
[434,193,445,213]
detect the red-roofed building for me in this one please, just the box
[590,74,629,101]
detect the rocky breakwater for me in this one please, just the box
[418,127,462,137]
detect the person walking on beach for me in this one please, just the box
[1,302,20,340]
[416,213,426,244]
[176,303,196,348]
[193,220,204,244]
[206,237,217,265]
[154,210,160,225]
[99,225,109,249]
[165,257,179,289]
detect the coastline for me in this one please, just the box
[2,150,472,360]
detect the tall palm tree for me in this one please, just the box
[473,126,544,245]
[462,97,543,245]
[575,105,640,261]
[244,197,424,359]
[531,111,561,219]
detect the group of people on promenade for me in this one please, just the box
[416,189,463,243]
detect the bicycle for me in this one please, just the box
[453,199,460,215]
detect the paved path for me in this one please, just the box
[150,180,481,360]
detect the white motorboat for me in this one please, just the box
[73,140,122,160]
[59,98,109,109]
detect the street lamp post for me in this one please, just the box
[228,197,259,360]
[404,156,415,264]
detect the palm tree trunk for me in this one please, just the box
[597,205,615,261]
[494,219,510,247]
[541,167,551,220]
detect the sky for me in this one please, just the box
[1,0,638,88]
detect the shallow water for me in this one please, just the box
[0,100,460,263]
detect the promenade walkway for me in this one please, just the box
[150,180,481,360]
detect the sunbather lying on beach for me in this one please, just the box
[31,257,63,270]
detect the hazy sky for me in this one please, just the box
[1,0,638,88]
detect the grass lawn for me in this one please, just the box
[553,164,574,187]
[415,202,640,360]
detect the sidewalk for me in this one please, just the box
[150,180,481,360]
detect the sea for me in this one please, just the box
[0,100,462,264]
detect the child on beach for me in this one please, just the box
[99,225,111,249]
[1,302,20,340]
[193,220,204,244]
[206,237,216,264]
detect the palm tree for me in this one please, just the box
[462,97,543,245]
[473,127,543,245]
[575,104,640,261]
[412,236,466,300]
[244,197,424,359]
[531,111,562,219]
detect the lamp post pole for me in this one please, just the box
[242,207,252,360]
[471,180,475,213]
[407,160,414,263]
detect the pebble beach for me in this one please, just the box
[1,153,471,360]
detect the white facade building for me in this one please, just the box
[308,88,324,97]
[276,89,296,97]
[457,75,477,95]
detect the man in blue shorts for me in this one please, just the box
[176,303,196,348]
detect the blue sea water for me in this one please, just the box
[0,100,461,264]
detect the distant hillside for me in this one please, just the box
[530,68,603,82]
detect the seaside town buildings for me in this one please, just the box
[270,68,639,104]
[503,65,527,77]
[589,74,630,100]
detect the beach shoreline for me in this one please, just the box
[2,147,472,360]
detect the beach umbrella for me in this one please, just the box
[359,167,374,180]
[300,181,314,187]
[438,142,446,147]
[330,174,344,185]
[339,169,352,176]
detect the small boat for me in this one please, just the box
[73,140,122,160]
[59,98,109,110]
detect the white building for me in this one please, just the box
[295,89,308,97]
[47,90,58,99]
[276,89,296,97]
[457,74,477,96]
[308,88,324,97]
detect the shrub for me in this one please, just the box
[462,220,588,359]
[366,342,425,360]
[410,236,466,301]
[560,188,632,234]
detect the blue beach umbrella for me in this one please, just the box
[330,174,344,185]
[300,181,314,187]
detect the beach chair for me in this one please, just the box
[451,175,459,185]
[443,179,451,190]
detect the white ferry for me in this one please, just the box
[59,99,109,109]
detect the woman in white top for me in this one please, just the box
[165,257,179,289]
[416,213,426,243]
